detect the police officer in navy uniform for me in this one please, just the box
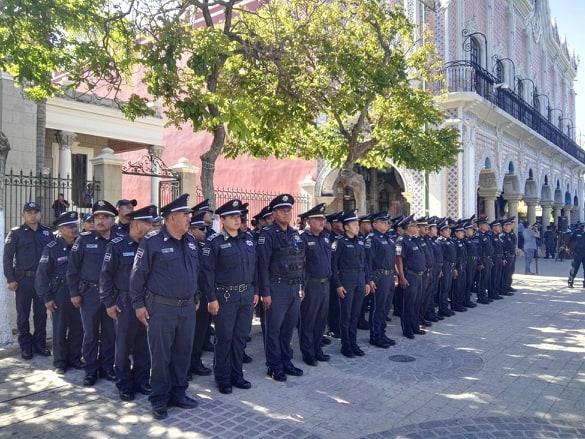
[112,199,137,236]
[192,199,215,238]
[257,194,305,382]
[395,215,426,339]
[81,213,95,232]
[476,216,494,304]
[365,212,396,348]
[437,220,456,317]
[332,210,372,357]
[425,217,444,322]
[568,223,585,287]
[501,217,516,295]
[326,212,344,339]
[188,210,213,378]
[130,194,199,420]
[100,205,157,401]
[35,211,82,373]
[415,217,433,329]
[201,199,257,394]
[357,214,373,330]
[252,206,273,240]
[490,220,505,301]
[390,216,405,319]
[463,221,479,308]
[298,203,332,366]
[451,222,468,312]
[67,200,118,386]
[4,201,54,359]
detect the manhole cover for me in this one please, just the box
[389,354,416,363]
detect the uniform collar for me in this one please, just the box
[161,226,187,242]
[220,229,241,241]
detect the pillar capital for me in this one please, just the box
[56,130,77,150]
[553,202,564,210]
[540,200,553,208]
[523,197,540,206]
[503,193,523,203]
[478,188,500,200]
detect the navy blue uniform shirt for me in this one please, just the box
[35,236,72,302]
[437,236,457,263]
[331,234,367,289]
[112,222,130,236]
[454,237,467,271]
[300,229,332,281]
[200,230,257,302]
[100,235,139,308]
[396,235,427,272]
[430,236,444,264]
[478,231,494,258]
[67,231,111,297]
[365,230,396,275]
[4,224,54,283]
[129,227,199,309]
[256,223,305,296]
[417,236,434,269]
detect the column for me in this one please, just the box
[90,148,124,203]
[504,195,521,223]
[171,157,199,201]
[570,206,579,225]
[148,144,164,206]
[552,202,563,227]
[298,174,316,213]
[56,131,76,179]
[524,199,539,226]
[540,201,553,226]
[478,188,499,221]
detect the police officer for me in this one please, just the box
[463,221,479,308]
[489,220,505,301]
[451,222,468,312]
[357,214,373,330]
[253,206,273,238]
[437,220,456,317]
[395,215,426,339]
[192,199,215,236]
[67,200,118,386]
[476,217,494,304]
[390,215,405,319]
[202,199,257,394]
[130,194,199,420]
[100,205,157,401]
[35,211,82,373]
[426,217,444,322]
[326,212,344,339]
[332,210,371,357]
[568,223,585,288]
[112,199,137,235]
[4,201,54,359]
[365,212,396,348]
[188,210,213,378]
[298,203,332,366]
[81,213,95,232]
[257,194,305,382]
[415,217,433,328]
[501,217,516,295]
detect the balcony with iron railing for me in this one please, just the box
[442,61,585,165]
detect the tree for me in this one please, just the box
[222,0,460,208]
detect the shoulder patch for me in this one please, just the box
[47,241,57,248]
[207,233,219,242]
[145,230,160,239]
[111,236,124,244]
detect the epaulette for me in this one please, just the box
[262,226,271,230]
[207,232,219,242]
[111,236,124,244]
[80,231,92,236]
[47,241,57,248]
[144,230,160,240]
[11,226,19,231]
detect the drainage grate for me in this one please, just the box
[389,354,416,363]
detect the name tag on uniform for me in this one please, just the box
[307,241,316,246]
[57,256,68,263]
[381,241,388,245]
[346,244,354,248]
[161,247,174,254]
[86,244,98,249]
[246,240,253,246]
[220,243,232,249]
[122,252,135,257]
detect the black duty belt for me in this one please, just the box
[406,269,424,276]
[445,262,456,267]
[80,280,98,288]
[483,256,492,260]
[147,292,193,307]
[17,270,36,278]
[216,284,249,293]
[118,290,130,301]
[374,269,394,276]
[470,256,479,260]
[270,276,302,285]
[307,277,329,284]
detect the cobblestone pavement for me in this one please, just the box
[1,258,585,438]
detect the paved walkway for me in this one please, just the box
[1,258,585,438]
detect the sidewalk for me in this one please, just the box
[1,258,584,438]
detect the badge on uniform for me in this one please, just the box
[122,252,135,257]
[40,255,49,263]
[161,247,174,254]
[246,240,253,246]
[188,243,196,250]
[43,230,50,236]
[294,235,301,242]
[86,244,98,249]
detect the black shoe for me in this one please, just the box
[283,364,303,376]
[357,319,370,330]
[203,341,214,352]
[119,390,135,402]
[351,345,365,356]
[21,349,33,360]
[477,298,490,304]
[421,320,432,327]
[436,315,445,320]
[69,359,85,369]
[404,333,415,339]
[245,335,252,342]
[152,407,168,420]
[316,352,330,362]
[190,363,212,376]
[267,368,287,382]
[509,287,517,292]
[492,295,503,300]
[321,336,331,345]
[99,368,116,381]
[218,384,233,394]
[303,357,318,366]
[369,339,390,349]
[135,383,152,395]
[427,315,439,322]
[341,348,355,358]
[437,311,451,318]
[231,378,252,389]
[54,367,66,375]
[242,352,253,364]
[327,331,340,339]
[381,335,396,346]
[465,302,478,308]
[171,395,199,409]
[83,373,97,387]
[453,306,467,312]
[34,346,51,356]
[501,292,513,296]
[414,329,426,335]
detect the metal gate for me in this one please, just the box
[122,152,181,209]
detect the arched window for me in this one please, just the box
[470,37,481,67]
[508,161,514,173]
[495,61,504,83]
[528,168,534,179]
[544,175,549,185]
[484,157,492,169]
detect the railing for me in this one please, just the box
[443,61,585,165]
[4,170,101,231]
[195,187,311,223]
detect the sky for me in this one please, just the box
[548,0,585,145]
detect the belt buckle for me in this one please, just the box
[224,291,231,300]
[238,284,246,293]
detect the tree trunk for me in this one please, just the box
[332,158,367,214]
[200,124,226,210]
[0,129,13,345]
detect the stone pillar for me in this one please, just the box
[540,201,553,226]
[569,206,579,225]
[524,198,539,226]
[564,204,573,225]
[171,158,199,201]
[56,131,75,179]
[299,175,316,213]
[478,188,499,221]
[90,148,124,204]
[148,145,164,206]
[504,195,522,225]
[552,202,563,227]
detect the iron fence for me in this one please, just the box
[195,187,311,224]
[4,169,101,231]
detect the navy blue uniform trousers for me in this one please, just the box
[80,285,115,374]
[300,279,329,360]
[370,273,393,341]
[51,284,82,369]
[338,273,365,350]
[16,276,47,351]
[401,271,422,336]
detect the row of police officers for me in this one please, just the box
[3,193,518,420]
